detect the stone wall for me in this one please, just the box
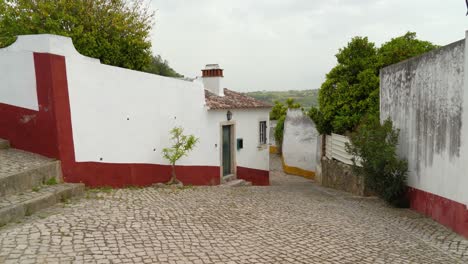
[319,158,370,196]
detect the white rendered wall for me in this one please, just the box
[0,34,99,111]
[0,34,270,173]
[203,77,224,96]
[380,34,468,206]
[195,109,270,171]
[282,109,318,171]
[0,47,37,110]
[67,57,269,170]
[269,120,277,146]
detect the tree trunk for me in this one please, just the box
[167,164,179,185]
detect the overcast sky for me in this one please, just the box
[149,0,468,92]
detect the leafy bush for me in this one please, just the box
[274,115,286,152]
[346,117,409,207]
[270,98,301,120]
[45,177,58,185]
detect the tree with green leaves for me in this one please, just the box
[309,32,438,135]
[162,127,199,185]
[143,55,183,78]
[378,32,439,69]
[311,36,379,134]
[270,98,301,120]
[0,0,154,71]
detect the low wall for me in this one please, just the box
[281,109,318,178]
[319,158,370,196]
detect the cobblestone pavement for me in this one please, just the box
[0,154,467,263]
[0,149,52,178]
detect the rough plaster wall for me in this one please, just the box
[282,109,318,171]
[269,120,277,146]
[380,39,467,205]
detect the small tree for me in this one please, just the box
[162,127,199,185]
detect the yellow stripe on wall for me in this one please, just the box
[269,145,278,154]
[281,156,315,179]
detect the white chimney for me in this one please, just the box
[202,64,224,96]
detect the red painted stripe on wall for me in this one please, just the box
[408,187,468,238]
[1,52,266,188]
[0,54,62,158]
[32,52,221,187]
[237,166,269,186]
[0,53,220,187]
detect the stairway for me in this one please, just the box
[0,139,84,226]
[220,174,252,187]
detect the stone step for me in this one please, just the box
[0,138,10,149]
[0,183,84,226]
[220,179,252,187]
[0,148,61,197]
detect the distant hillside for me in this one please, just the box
[245,89,319,108]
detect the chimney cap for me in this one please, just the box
[205,64,221,69]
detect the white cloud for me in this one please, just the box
[150,0,468,91]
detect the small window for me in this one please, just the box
[259,121,267,145]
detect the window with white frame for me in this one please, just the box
[259,121,267,145]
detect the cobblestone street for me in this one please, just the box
[0,154,467,264]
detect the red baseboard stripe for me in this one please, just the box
[408,187,468,238]
[237,166,269,186]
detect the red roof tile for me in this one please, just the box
[205,88,272,110]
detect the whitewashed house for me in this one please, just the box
[0,34,271,187]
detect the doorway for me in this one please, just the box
[221,124,235,177]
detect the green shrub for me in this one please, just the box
[274,115,285,152]
[45,177,58,185]
[346,117,409,207]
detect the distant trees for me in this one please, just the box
[246,90,318,108]
[309,32,438,135]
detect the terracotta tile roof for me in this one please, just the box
[205,88,272,110]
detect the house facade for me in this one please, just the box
[0,34,271,187]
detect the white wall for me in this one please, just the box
[282,109,318,171]
[203,77,224,96]
[200,109,270,171]
[0,49,37,110]
[66,56,269,171]
[381,34,468,206]
[0,34,99,111]
[0,34,270,173]
[269,120,277,146]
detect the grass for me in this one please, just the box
[45,177,58,185]
[32,186,40,192]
